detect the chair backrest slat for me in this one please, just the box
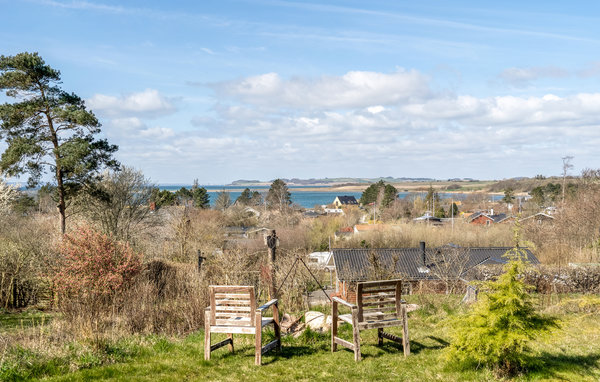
[209,285,256,327]
[356,279,402,324]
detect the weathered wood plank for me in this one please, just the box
[216,312,250,319]
[362,313,399,322]
[358,319,403,330]
[215,299,251,305]
[209,286,216,325]
[227,333,234,352]
[261,339,279,355]
[360,280,401,288]
[332,296,356,308]
[272,302,281,351]
[215,305,252,312]
[210,338,233,352]
[215,293,251,299]
[352,309,361,361]
[395,281,402,316]
[362,306,397,314]
[204,309,211,360]
[357,282,364,322]
[211,285,254,293]
[331,298,338,352]
[333,336,355,350]
[362,292,395,300]
[255,311,262,365]
[215,318,252,326]
[210,326,255,334]
[361,298,397,307]
[402,304,410,356]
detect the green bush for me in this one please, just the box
[445,249,560,376]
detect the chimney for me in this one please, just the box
[490,208,494,216]
[420,241,426,266]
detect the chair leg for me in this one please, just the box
[255,312,262,366]
[401,304,410,356]
[331,300,338,352]
[273,303,281,351]
[351,309,361,361]
[227,333,234,353]
[204,310,211,361]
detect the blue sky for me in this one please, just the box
[2,0,600,183]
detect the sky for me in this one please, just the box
[2,0,600,184]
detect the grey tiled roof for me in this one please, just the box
[332,247,539,281]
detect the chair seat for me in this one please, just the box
[212,316,274,326]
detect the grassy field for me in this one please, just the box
[2,296,600,381]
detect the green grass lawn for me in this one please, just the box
[45,311,600,381]
[2,298,600,381]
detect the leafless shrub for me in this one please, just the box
[427,246,470,294]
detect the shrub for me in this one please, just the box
[445,249,560,376]
[53,226,142,318]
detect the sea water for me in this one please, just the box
[158,185,503,209]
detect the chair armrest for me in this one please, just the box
[332,296,356,309]
[257,299,278,312]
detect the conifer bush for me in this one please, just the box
[445,228,560,377]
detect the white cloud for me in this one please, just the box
[88,89,176,118]
[498,66,569,87]
[212,69,431,109]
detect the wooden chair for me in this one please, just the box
[204,285,281,365]
[331,279,410,361]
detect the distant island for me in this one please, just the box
[228,177,487,186]
[229,176,446,186]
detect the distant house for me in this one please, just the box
[332,195,359,208]
[468,211,513,226]
[520,212,555,225]
[353,224,384,234]
[334,226,354,240]
[308,251,335,271]
[324,208,344,215]
[413,212,443,225]
[332,245,539,302]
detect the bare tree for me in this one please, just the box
[562,155,574,203]
[0,173,17,215]
[427,246,470,294]
[77,167,156,241]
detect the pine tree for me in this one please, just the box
[0,52,119,233]
[192,187,210,209]
[445,221,559,376]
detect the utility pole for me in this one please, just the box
[265,229,279,299]
[451,198,454,233]
[561,155,574,204]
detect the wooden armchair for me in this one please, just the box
[331,279,410,361]
[204,285,281,365]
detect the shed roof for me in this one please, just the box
[332,247,539,282]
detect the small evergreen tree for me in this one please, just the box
[192,186,210,209]
[235,188,252,205]
[359,180,397,207]
[445,221,559,376]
